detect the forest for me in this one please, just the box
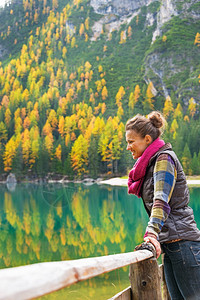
[0,0,200,179]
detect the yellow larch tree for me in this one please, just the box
[70,134,88,177]
[92,116,105,136]
[170,119,178,139]
[103,45,107,52]
[162,35,167,42]
[128,26,132,38]
[0,122,8,145]
[59,116,66,139]
[174,103,183,119]
[98,65,103,73]
[194,32,200,46]
[1,95,9,108]
[42,121,54,156]
[85,33,88,42]
[101,86,108,101]
[47,109,58,130]
[79,23,85,36]
[85,61,92,72]
[85,17,89,30]
[71,37,76,48]
[22,128,31,166]
[143,82,155,112]
[119,31,126,44]
[55,144,62,161]
[188,98,196,117]
[3,138,16,171]
[15,117,22,135]
[29,126,40,168]
[116,86,125,107]
[62,46,67,58]
[95,80,102,93]
[128,84,140,111]
[101,102,106,114]
[163,96,174,118]
[5,108,11,127]
[98,117,124,174]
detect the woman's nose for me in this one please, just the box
[127,144,131,150]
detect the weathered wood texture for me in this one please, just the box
[108,286,131,300]
[159,264,171,300]
[0,250,153,300]
[129,257,162,300]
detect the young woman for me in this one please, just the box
[126,111,200,300]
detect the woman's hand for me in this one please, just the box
[144,235,161,259]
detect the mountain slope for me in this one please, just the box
[0,0,200,179]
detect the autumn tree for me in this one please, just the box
[174,103,183,119]
[101,86,108,101]
[0,122,8,145]
[22,128,31,167]
[188,98,196,117]
[116,86,125,107]
[98,117,124,174]
[3,138,17,171]
[194,32,200,46]
[71,37,76,48]
[29,126,40,169]
[79,23,84,36]
[70,134,88,177]
[127,26,132,39]
[128,85,140,112]
[5,108,12,128]
[163,96,174,118]
[119,31,126,44]
[170,119,178,139]
[143,82,155,113]
[85,17,89,30]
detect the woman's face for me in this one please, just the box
[126,130,152,159]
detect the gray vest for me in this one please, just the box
[141,143,200,243]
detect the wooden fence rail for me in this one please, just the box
[0,250,169,300]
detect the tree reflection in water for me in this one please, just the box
[0,183,199,299]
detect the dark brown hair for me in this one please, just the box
[125,111,166,140]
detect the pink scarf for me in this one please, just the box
[128,138,165,197]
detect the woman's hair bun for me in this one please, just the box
[147,111,165,129]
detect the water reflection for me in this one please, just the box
[0,183,148,268]
[0,183,200,299]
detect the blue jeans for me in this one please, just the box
[162,240,200,300]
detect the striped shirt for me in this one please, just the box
[144,153,177,239]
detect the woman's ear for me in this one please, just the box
[145,135,153,145]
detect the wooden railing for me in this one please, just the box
[0,250,170,300]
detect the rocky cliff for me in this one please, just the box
[144,0,200,103]
[90,0,157,16]
[90,0,200,105]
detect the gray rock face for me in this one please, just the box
[152,0,178,42]
[6,173,17,184]
[0,44,7,59]
[90,0,157,16]
[144,0,200,105]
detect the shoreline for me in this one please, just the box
[1,177,200,187]
[99,178,200,187]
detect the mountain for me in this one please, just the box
[0,0,200,179]
[89,0,200,104]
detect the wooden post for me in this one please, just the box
[129,257,162,300]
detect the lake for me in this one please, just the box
[0,182,200,299]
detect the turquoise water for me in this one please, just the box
[0,183,200,299]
